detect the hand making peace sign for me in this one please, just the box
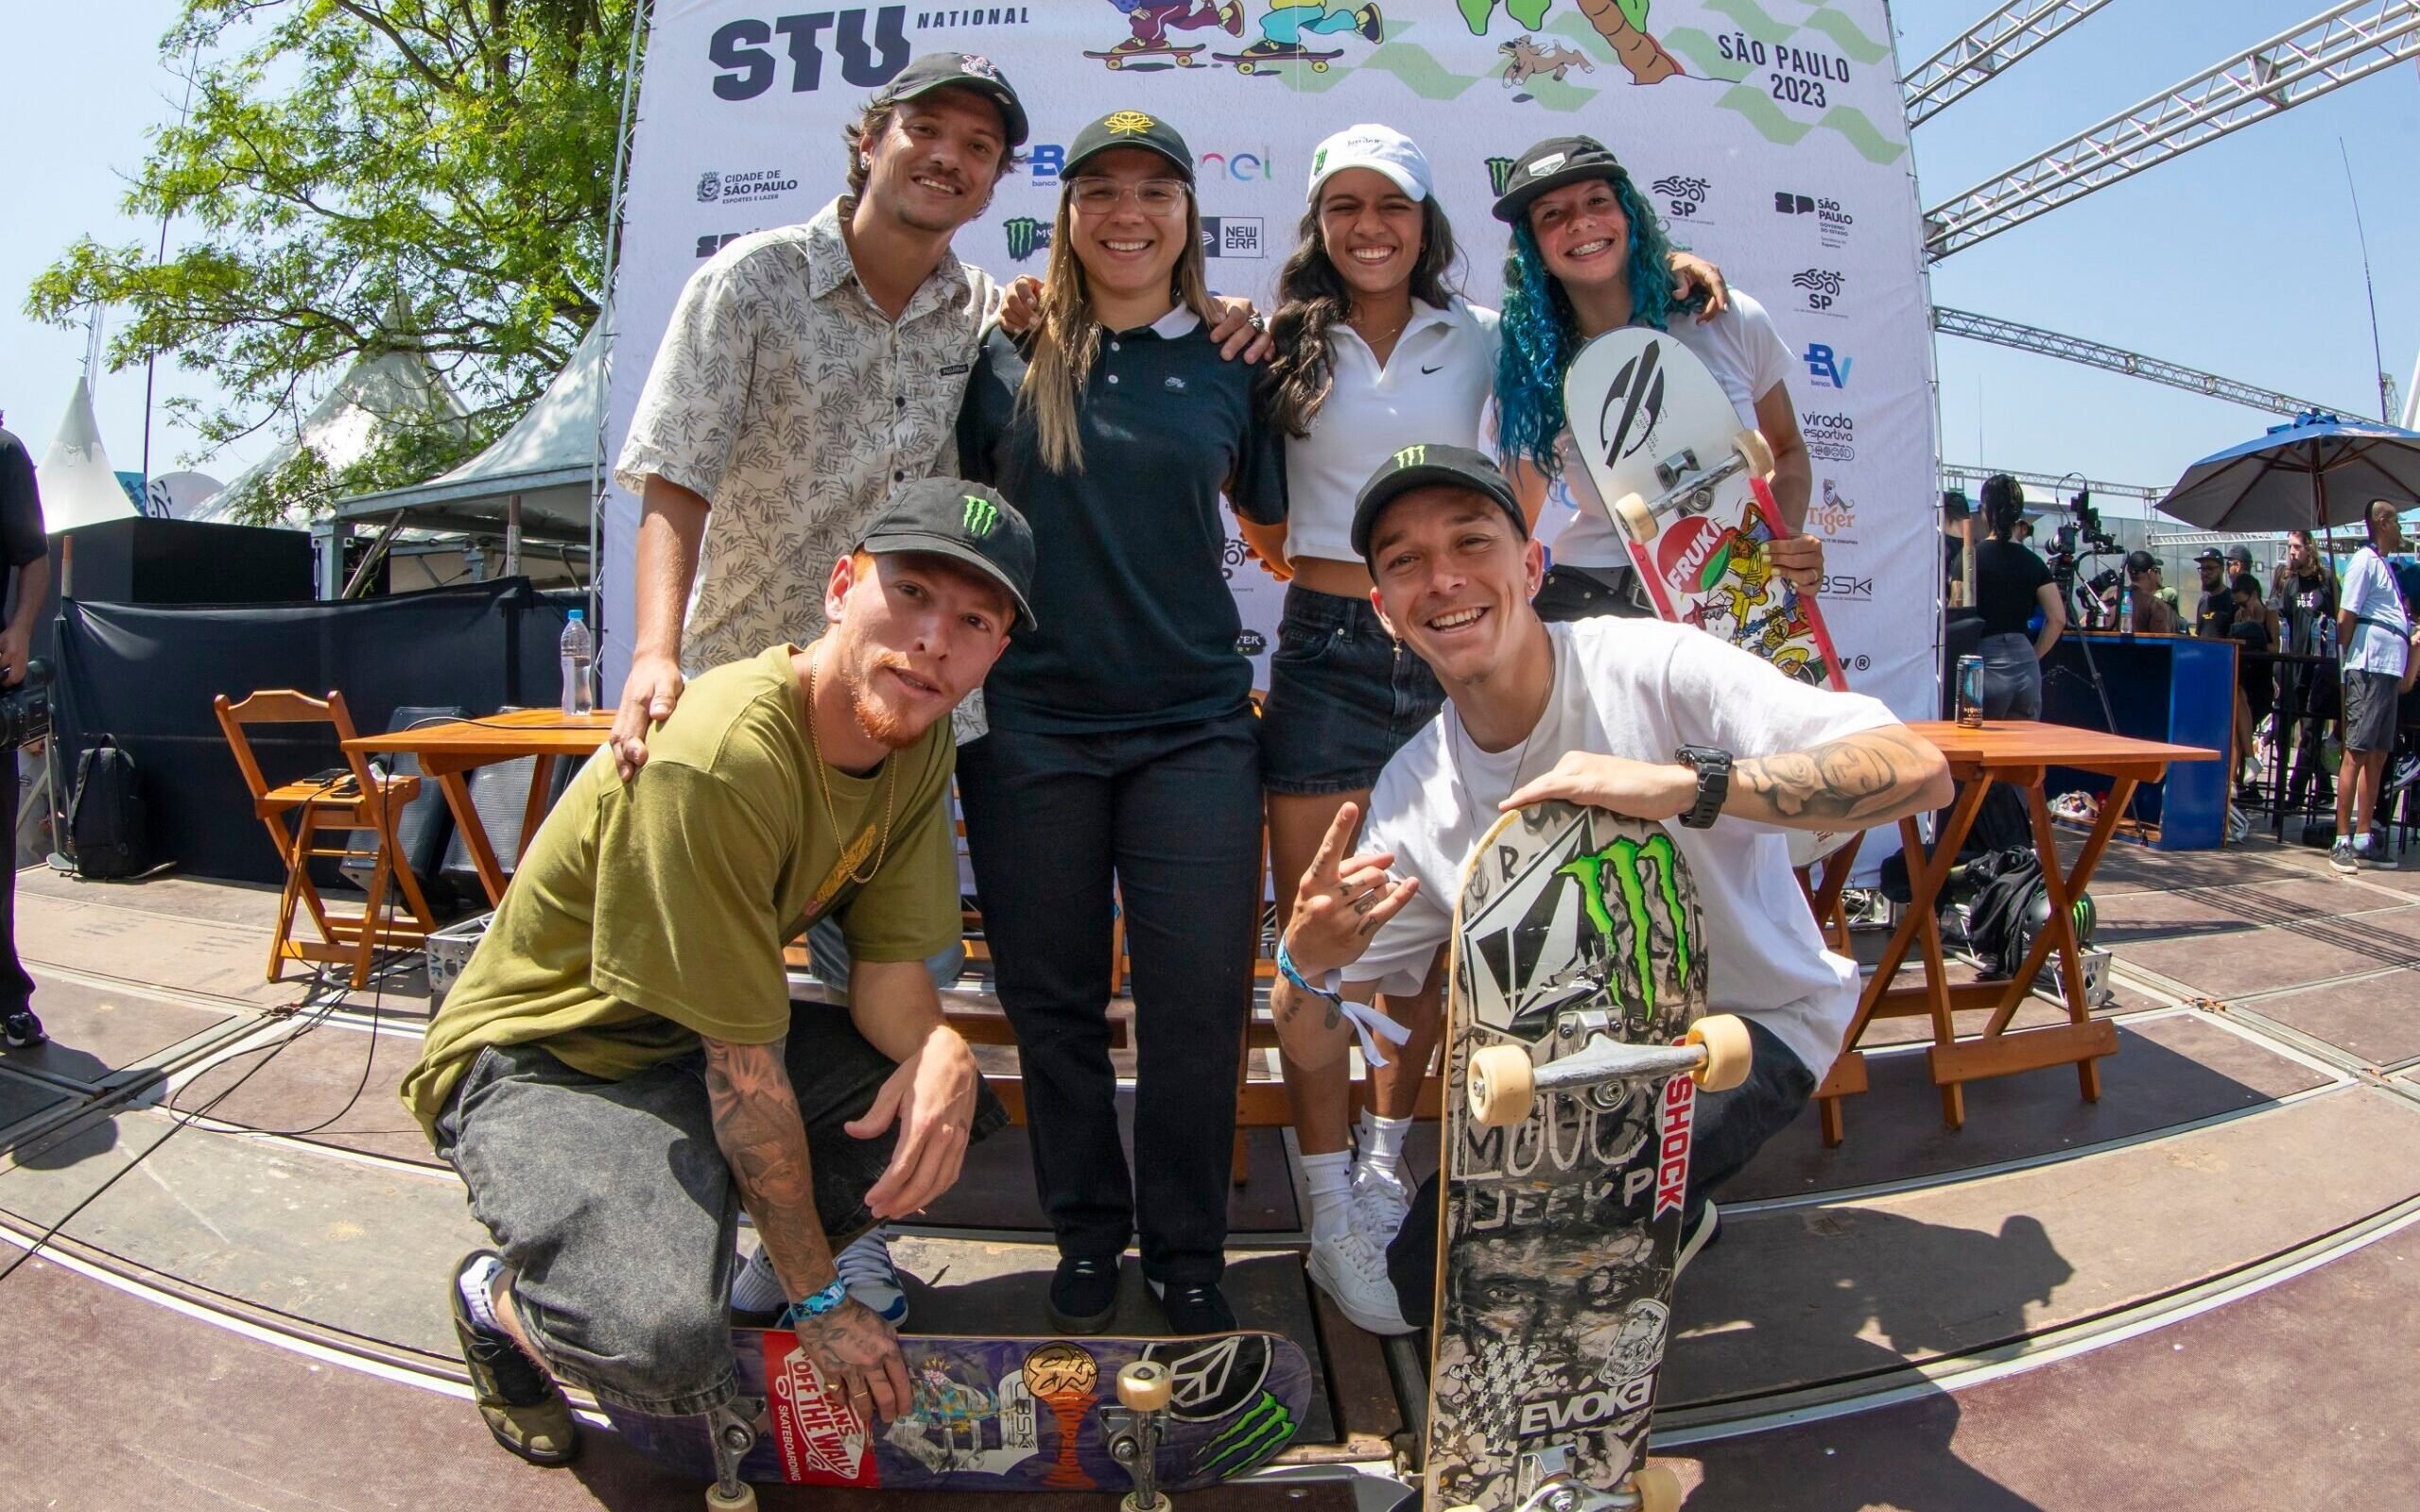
[1281,801,1422,980]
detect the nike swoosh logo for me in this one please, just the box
[1421,365,1443,375]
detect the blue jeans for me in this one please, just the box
[804,915,966,996]
[1979,632,2041,720]
[1383,1017,1815,1328]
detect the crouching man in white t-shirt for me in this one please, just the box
[1270,444,1952,1335]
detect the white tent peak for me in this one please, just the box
[34,377,141,532]
[199,345,473,529]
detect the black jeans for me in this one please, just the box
[1532,563,1654,624]
[0,753,31,1017]
[1384,1017,1816,1328]
[956,712,1263,1285]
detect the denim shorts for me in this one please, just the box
[1258,585,1446,795]
[1532,563,1654,625]
[434,1007,1009,1415]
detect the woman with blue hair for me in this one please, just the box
[1490,134,1824,621]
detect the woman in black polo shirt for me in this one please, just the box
[954,111,1283,1340]
[1972,473,2066,718]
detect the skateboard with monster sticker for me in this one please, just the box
[1427,800,1751,1512]
[602,1329,1310,1509]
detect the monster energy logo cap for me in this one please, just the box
[1350,442,1527,562]
[856,476,1039,631]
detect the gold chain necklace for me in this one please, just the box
[804,657,898,885]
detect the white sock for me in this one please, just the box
[1362,1114,1413,1177]
[731,1246,787,1313]
[1356,1107,1378,1156]
[459,1253,506,1333]
[1303,1150,1354,1245]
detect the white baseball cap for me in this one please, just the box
[1306,124,1433,204]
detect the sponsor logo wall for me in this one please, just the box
[603,1,1939,735]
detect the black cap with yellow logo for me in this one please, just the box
[1063,109,1195,182]
[856,477,1039,632]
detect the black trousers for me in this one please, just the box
[0,754,31,1016]
[956,712,1262,1285]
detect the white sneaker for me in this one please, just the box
[1676,1202,1720,1276]
[1307,1229,1412,1336]
[834,1229,908,1324]
[1348,1160,1410,1242]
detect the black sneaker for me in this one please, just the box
[2,1009,44,1050]
[1150,1277,1236,1335]
[450,1251,579,1466]
[1046,1254,1121,1334]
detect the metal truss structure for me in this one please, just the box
[1922,0,2420,259]
[1901,0,2120,126]
[1940,464,2163,504]
[1932,307,2346,419]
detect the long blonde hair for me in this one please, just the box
[1016,179,1218,474]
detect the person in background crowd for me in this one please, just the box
[0,421,48,1052]
[2223,573,2273,842]
[2270,528,2341,819]
[1972,474,2065,720]
[2332,502,2412,873]
[1486,135,1824,623]
[952,111,1285,1337]
[2191,548,2234,639]
[2106,551,2180,633]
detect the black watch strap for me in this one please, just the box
[1674,745,1732,830]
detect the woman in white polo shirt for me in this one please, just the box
[1250,125,1721,1332]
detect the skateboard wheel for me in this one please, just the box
[1106,56,1124,69]
[1634,1464,1685,1512]
[1176,52,1195,66]
[1685,1015,1753,1093]
[705,1486,758,1511]
[1311,59,1331,71]
[1734,428,1774,479]
[1613,490,1659,542]
[1116,1360,1174,1413]
[1236,60,1258,74]
[1469,1044,1535,1127]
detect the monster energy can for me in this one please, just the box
[1956,653,1985,728]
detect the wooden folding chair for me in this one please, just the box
[214,690,439,989]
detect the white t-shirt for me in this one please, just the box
[1551,294,1797,570]
[2340,545,2410,677]
[1351,617,1896,1080]
[1281,297,1501,567]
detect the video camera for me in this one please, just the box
[0,661,51,751]
[2044,487,2118,601]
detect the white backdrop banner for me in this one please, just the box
[603,0,1941,726]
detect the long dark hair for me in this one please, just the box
[1981,473,2026,541]
[1263,198,1461,438]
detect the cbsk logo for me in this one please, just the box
[1654,1074,1695,1220]
[710,8,908,100]
[1804,343,1851,389]
[961,494,1000,536]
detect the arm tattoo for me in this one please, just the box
[1735,727,1928,824]
[702,1038,829,1297]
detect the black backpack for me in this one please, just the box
[69,736,149,881]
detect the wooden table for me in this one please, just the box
[346,711,613,905]
[1813,719,2220,1144]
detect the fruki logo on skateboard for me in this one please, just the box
[764,1333,877,1485]
[1653,516,1739,596]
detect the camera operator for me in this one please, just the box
[0,421,46,1050]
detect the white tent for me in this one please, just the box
[34,378,141,532]
[198,347,472,529]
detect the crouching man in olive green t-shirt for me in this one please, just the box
[400,480,1038,1470]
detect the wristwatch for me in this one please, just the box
[1673,745,1733,830]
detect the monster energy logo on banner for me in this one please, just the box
[963,494,1000,536]
[1557,832,1691,1013]
[1199,1392,1295,1477]
[1003,216,1046,263]
[1392,443,1426,470]
[1486,156,1517,197]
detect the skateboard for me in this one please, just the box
[1083,43,1205,69]
[1427,800,1750,1512]
[1563,327,1853,864]
[1216,44,1346,73]
[601,1328,1311,1509]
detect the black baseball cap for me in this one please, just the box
[856,478,1038,632]
[871,53,1028,147]
[2228,573,2262,599]
[2194,546,2224,563]
[1351,444,1528,561]
[1063,109,1195,182]
[2125,550,2161,576]
[2224,543,2256,567]
[1492,135,1629,223]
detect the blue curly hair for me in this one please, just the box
[1495,173,1702,476]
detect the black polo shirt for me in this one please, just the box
[956,309,1284,733]
[0,430,47,624]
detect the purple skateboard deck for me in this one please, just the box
[601,1329,1311,1493]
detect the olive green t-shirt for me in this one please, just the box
[401,644,959,1137]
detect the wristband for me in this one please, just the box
[1275,936,1412,1069]
[1274,935,1341,999]
[779,1278,850,1327]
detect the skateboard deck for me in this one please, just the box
[1216,45,1345,73]
[602,1329,1311,1493]
[1427,801,1717,1510]
[1564,327,1852,866]
[1083,44,1204,68]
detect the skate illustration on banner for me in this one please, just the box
[1084,0,1242,69]
[1215,0,1382,73]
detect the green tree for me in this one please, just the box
[26,0,634,523]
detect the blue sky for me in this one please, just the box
[3,1,2412,520]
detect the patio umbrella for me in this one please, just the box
[2154,412,2420,534]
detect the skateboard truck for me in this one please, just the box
[704,1397,765,1511]
[1468,1015,1754,1129]
[1612,431,1776,542]
[1446,1446,1686,1512]
[1104,1359,1175,1511]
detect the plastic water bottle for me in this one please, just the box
[560,610,595,716]
[2119,583,2135,634]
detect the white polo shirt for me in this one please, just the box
[1281,296,1500,568]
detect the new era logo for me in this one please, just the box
[963,495,1001,536]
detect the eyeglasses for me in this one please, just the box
[1068,178,1189,215]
